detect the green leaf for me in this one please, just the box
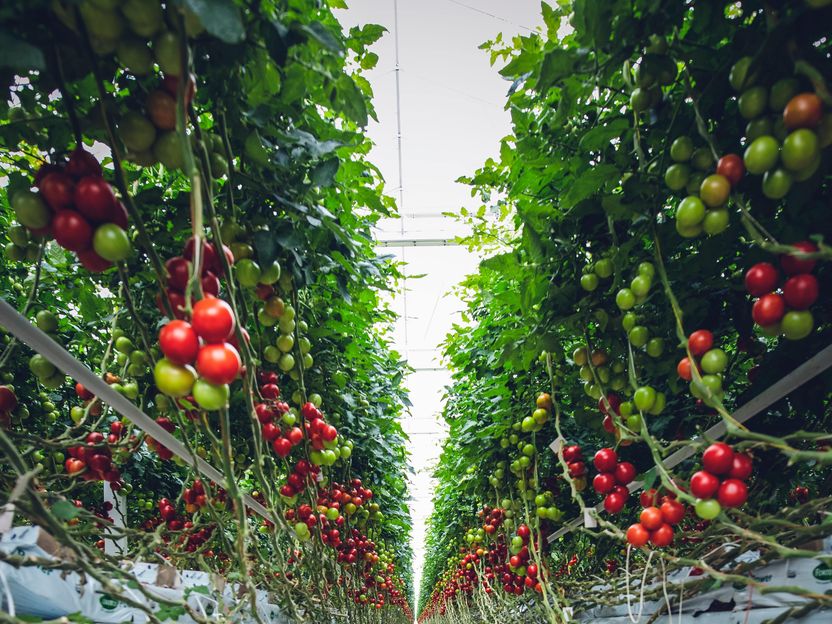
[0,32,45,70]
[52,500,82,520]
[311,157,340,187]
[181,0,244,44]
[536,49,575,93]
[562,164,616,209]
[335,75,369,127]
[299,21,344,54]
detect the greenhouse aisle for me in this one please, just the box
[339,0,544,604]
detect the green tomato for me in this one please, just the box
[630,87,651,113]
[628,325,650,348]
[9,224,29,247]
[117,38,153,75]
[236,259,261,288]
[29,354,56,379]
[153,358,196,398]
[122,381,139,400]
[278,353,295,372]
[781,310,813,340]
[115,336,134,354]
[616,288,636,311]
[626,414,642,432]
[685,171,706,196]
[745,117,774,142]
[638,262,655,278]
[701,374,723,394]
[700,348,727,374]
[769,78,799,112]
[738,86,767,120]
[257,308,278,327]
[695,498,721,520]
[302,353,313,369]
[729,56,756,91]
[594,258,613,278]
[263,345,281,363]
[676,196,706,227]
[793,152,821,182]
[761,168,793,200]
[93,224,131,262]
[702,209,730,236]
[596,365,610,384]
[619,401,633,417]
[699,174,730,208]
[244,131,270,166]
[522,443,536,457]
[622,312,638,332]
[13,190,51,230]
[664,164,690,191]
[119,111,156,152]
[35,310,58,332]
[633,386,656,412]
[153,31,182,75]
[630,274,651,297]
[781,129,819,172]
[670,136,694,162]
[70,406,85,424]
[278,318,296,334]
[153,131,184,170]
[259,261,282,285]
[743,136,780,174]
[648,391,666,415]
[646,337,664,358]
[298,336,311,355]
[579,366,594,382]
[580,273,599,292]
[691,147,715,172]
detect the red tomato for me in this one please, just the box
[75,382,94,400]
[716,154,745,186]
[77,248,113,273]
[272,437,292,458]
[322,424,338,442]
[74,176,116,223]
[568,461,586,477]
[593,472,616,494]
[783,93,823,130]
[593,448,618,472]
[649,523,674,547]
[196,342,241,385]
[65,148,102,179]
[717,478,748,508]
[53,210,93,252]
[702,443,734,475]
[0,386,18,412]
[112,201,128,229]
[159,320,200,365]
[165,256,192,291]
[728,453,753,481]
[614,462,637,485]
[689,470,720,499]
[603,492,626,514]
[639,506,663,530]
[780,241,818,275]
[752,293,786,326]
[602,414,616,433]
[34,163,63,186]
[783,274,819,310]
[687,330,714,357]
[626,523,649,547]
[640,488,658,508]
[288,427,304,446]
[146,89,177,131]
[744,262,779,297]
[261,422,280,441]
[38,172,75,210]
[161,72,197,106]
[677,357,693,381]
[191,297,235,342]
[202,271,220,296]
[660,499,685,525]
[598,393,621,415]
[562,445,582,463]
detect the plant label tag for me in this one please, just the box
[549,436,565,455]
[583,507,597,528]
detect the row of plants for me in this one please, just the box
[0,1,413,622]
[419,1,832,622]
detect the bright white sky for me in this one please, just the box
[337,0,545,607]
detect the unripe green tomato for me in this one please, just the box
[695,498,721,520]
[646,337,664,357]
[702,209,730,236]
[633,386,656,411]
[670,136,694,162]
[594,258,613,278]
[622,312,638,332]
[664,163,690,191]
[729,56,756,91]
[616,288,636,310]
[596,365,610,384]
[580,273,599,292]
[738,86,768,120]
[745,117,774,142]
[263,345,281,363]
[700,348,727,374]
[647,391,666,415]
[630,274,651,297]
[278,353,295,372]
[236,259,261,288]
[628,325,650,348]
[676,196,706,227]
[258,308,278,327]
[579,366,594,382]
[781,129,819,172]
[691,148,715,172]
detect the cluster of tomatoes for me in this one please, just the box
[593,447,636,514]
[65,430,122,485]
[677,329,729,405]
[11,149,131,271]
[154,297,242,411]
[563,443,588,491]
[625,490,686,548]
[745,243,819,341]
[182,479,207,514]
[156,238,233,320]
[690,443,752,520]
[278,457,321,501]
[480,505,505,536]
[254,374,300,459]
[300,400,342,467]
